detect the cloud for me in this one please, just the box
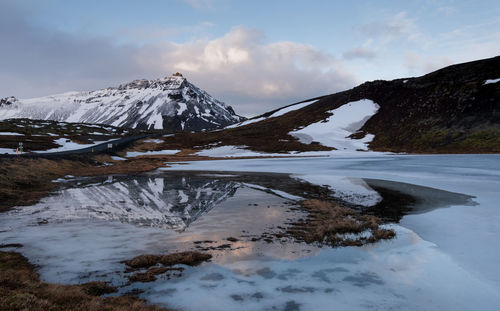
[404,51,453,75]
[358,11,427,46]
[141,27,356,115]
[0,2,149,97]
[0,3,356,116]
[343,47,377,60]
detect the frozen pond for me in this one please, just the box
[1,154,500,310]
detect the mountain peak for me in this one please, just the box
[117,74,187,91]
[0,96,17,107]
[0,75,245,131]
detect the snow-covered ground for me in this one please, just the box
[142,138,164,144]
[35,138,116,153]
[0,131,24,136]
[290,99,379,151]
[126,149,180,157]
[194,145,387,158]
[225,99,318,129]
[0,138,116,154]
[484,78,500,85]
[207,99,384,157]
[196,145,296,158]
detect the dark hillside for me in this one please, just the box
[148,56,500,154]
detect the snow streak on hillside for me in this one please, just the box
[226,99,318,129]
[0,75,244,131]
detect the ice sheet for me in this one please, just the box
[163,154,500,288]
[1,155,499,310]
[142,225,500,311]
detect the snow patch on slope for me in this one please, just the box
[290,99,379,151]
[0,132,24,136]
[126,150,180,157]
[484,78,500,85]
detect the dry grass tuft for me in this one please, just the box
[123,251,211,283]
[124,251,212,270]
[284,199,395,247]
[124,255,162,269]
[159,252,212,267]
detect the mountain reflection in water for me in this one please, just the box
[5,171,477,232]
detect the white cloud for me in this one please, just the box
[142,27,356,115]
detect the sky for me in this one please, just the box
[0,0,499,116]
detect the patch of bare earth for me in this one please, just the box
[0,251,169,311]
[278,199,395,246]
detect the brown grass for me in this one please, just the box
[283,199,395,247]
[0,158,89,212]
[0,157,169,212]
[123,251,211,284]
[124,251,212,270]
[0,251,170,311]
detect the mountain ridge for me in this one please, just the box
[0,74,245,132]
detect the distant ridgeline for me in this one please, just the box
[162,55,500,154]
[0,73,245,132]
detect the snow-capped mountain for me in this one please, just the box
[0,73,245,131]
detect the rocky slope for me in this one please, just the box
[154,55,500,154]
[0,73,245,132]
